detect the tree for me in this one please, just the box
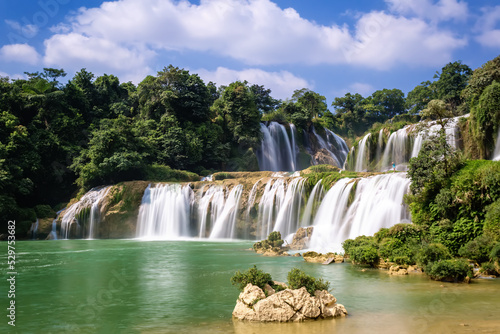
[213,81,261,149]
[433,61,472,110]
[370,88,406,119]
[406,80,437,115]
[292,88,328,119]
[250,84,279,114]
[72,116,150,188]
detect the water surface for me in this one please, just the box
[2,240,499,333]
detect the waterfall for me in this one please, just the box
[380,127,411,171]
[311,126,348,168]
[60,186,111,239]
[197,185,226,238]
[309,173,411,253]
[300,180,325,227]
[209,185,243,239]
[29,219,39,240]
[136,184,193,240]
[257,122,296,171]
[493,128,500,161]
[256,177,306,240]
[50,219,58,240]
[354,133,371,172]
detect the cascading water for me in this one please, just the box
[257,122,296,171]
[209,185,243,239]
[300,180,324,228]
[493,128,500,161]
[136,184,193,240]
[347,115,466,172]
[311,126,348,168]
[308,173,411,253]
[355,133,371,172]
[60,186,111,239]
[197,185,226,238]
[256,177,306,240]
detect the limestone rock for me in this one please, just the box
[232,284,347,322]
[289,227,314,250]
[240,284,266,305]
[389,265,408,275]
[303,251,343,264]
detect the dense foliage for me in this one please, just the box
[287,268,330,296]
[230,265,273,292]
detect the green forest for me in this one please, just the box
[1,54,499,239]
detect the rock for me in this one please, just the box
[263,284,275,296]
[389,265,408,275]
[240,284,266,305]
[289,227,314,250]
[233,284,347,322]
[303,251,343,264]
[407,265,423,273]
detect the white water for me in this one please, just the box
[256,177,306,240]
[493,128,500,161]
[355,133,371,172]
[309,173,411,253]
[209,185,243,239]
[60,186,111,239]
[300,180,324,228]
[136,184,193,239]
[312,126,349,168]
[257,122,296,171]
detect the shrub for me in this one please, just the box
[484,200,500,241]
[416,243,452,268]
[287,268,330,296]
[480,262,498,276]
[490,242,500,262]
[231,265,273,292]
[458,235,495,264]
[387,223,423,243]
[34,205,56,218]
[267,231,284,248]
[342,235,376,255]
[350,245,379,267]
[426,259,472,282]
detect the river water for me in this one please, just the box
[3,240,500,333]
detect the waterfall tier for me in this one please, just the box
[257,122,348,171]
[346,115,465,172]
[60,186,111,239]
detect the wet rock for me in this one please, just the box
[289,227,314,250]
[389,265,408,276]
[303,251,344,264]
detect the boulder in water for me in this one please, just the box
[232,283,347,322]
[289,227,314,250]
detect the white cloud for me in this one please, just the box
[0,71,26,80]
[345,12,467,69]
[195,67,311,100]
[385,0,468,22]
[5,20,39,38]
[349,82,375,96]
[43,33,155,83]
[475,6,500,48]
[41,0,466,71]
[0,44,40,65]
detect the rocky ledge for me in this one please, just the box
[303,251,344,264]
[232,283,347,322]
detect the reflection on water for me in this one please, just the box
[4,240,500,333]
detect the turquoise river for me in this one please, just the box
[2,240,500,333]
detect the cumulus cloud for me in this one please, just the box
[43,33,155,83]
[0,44,40,65]
[0,71,26,80]
[385,0,468,22]
[41,0,466,72]
[475,6,500,48]
[195,67,311,100]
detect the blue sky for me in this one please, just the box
[1,0,499,103]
